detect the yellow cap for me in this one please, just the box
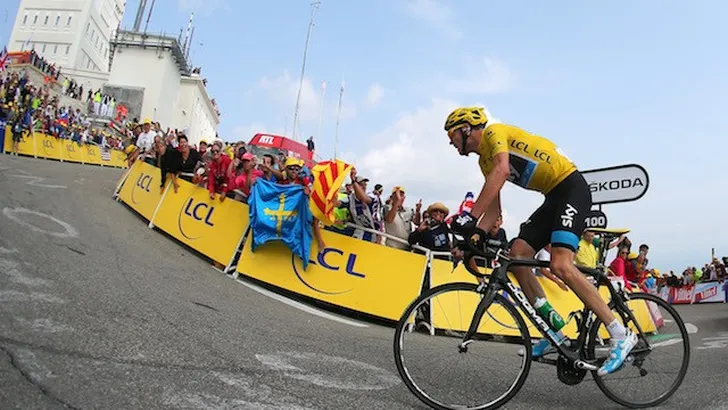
[284,157,304,168]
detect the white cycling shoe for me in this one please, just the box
[597,330,638,376]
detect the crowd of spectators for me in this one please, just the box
[5,57,721,296]
[0,70,122,154]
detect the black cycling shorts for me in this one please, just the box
[517,171,592,252]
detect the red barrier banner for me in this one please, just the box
[669,285,694,304]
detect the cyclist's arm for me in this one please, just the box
[471,151,509,227]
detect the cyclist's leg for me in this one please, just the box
[546,172,637,374]
[513,202,557,357]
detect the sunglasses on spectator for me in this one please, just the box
[286,165,301,171]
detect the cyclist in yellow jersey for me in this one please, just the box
[445,107,636,376]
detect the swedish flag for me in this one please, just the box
[249,179,313,269]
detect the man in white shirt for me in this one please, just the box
[383,186,421,250]
[136,118,157,164]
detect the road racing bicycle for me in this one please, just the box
[393,227,690,410]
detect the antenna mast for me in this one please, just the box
[334,77,344,160]
[291,1,321,141]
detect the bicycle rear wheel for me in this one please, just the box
[393,282,532,410]
[586,292,690,408]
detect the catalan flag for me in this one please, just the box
[309,159,353,225]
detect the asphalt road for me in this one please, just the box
[1,154,728,410]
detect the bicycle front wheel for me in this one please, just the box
[586,292,690,408]
[393,282,532,410]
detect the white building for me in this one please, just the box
[7,0,126,92]
[175,75,220,146]
[106,30,220,146]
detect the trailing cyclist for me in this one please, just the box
[445,107,637,376]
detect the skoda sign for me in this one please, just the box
[581,164,649,205]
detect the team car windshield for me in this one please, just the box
[248,145,283,159]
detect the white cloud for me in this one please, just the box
[256,71,356,128]
[445,57,515,94]
[404,0,462,39]
[345,98,541,238]
[365,83,384,107]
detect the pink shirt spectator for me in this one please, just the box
[233,169,264,196]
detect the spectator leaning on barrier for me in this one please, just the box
[156,140,182,194]
[277,157,326,251]
[206,144,233,201]
[259,154,282,182]
[632,243,649,272]
[231,153,263,203]
[347,168,379,243]
[383,186,419,250]
[177,134,201,182]
[136,119,157,165]
[371,184,386,244]
[408,202,451,254]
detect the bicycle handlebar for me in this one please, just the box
[451,228,508,278]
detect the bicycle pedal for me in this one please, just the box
[535,357,558,366]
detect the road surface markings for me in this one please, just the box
[2,207,79,238]
[696,332,728,350]
[15,318,74,333]
[8,173,67,189]
[0,257,52,287]
[228,272,368,328]
[0,290,67,304]
[256,352,400,391]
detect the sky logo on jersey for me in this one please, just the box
[560,204,578,228]
[178,196,216,240]
[291,247,366,295]
[131,173,153,205]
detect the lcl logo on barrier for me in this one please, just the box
[42,139,55,155]
[131,173,152,204]
[177,196,216,240]
[66,144,76,153]
[291,247,366,295]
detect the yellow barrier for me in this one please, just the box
[3,127,127,168]
[117,161,165,221]
[3,126,36,156]
[236,231,428,321]
[106,155,657,333]
[150,178,250,266]
[429,257,656,339]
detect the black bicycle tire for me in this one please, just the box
[586,292,691,408]
[393,282,532,410]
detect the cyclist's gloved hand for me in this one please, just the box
[450,212,477,237]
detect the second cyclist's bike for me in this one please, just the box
[393,228,690,410]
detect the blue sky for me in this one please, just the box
[3,0,727,272]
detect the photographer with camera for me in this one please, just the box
[408,202,451,253]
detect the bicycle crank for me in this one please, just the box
[557,356,587,385]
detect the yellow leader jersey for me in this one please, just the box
[477,123,577,194]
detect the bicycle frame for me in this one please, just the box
[458,249,640,372]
